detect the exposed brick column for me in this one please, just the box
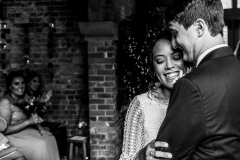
[79,21,118,160]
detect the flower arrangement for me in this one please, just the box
[15,97,50,117]
[16,90,52,117]
[78,121,87,129]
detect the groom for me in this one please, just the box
[135,0,240,159]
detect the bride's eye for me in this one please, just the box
[172,52,182,61]
[173,55,182,61]
[156,58,165,64]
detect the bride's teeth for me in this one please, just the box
[166,73,178,78]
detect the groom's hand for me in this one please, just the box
[146,140,172,160]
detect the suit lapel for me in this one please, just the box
[198,46,234,66]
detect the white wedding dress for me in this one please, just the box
[119,91,168,160]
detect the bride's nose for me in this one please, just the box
[165,59,175,70]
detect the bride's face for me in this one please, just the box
[10,76,25,97]
[153,39,185,88]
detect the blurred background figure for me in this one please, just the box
[25,71,52,117]
[25,70,68,160]
[1,70,60,160]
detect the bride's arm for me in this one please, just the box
[119,97,145,160]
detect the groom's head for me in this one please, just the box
[164,0,225,64]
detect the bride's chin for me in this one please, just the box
[162,83,173,89]
[168,85,174,89]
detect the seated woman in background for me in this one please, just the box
[119,30,191,160]
[25,70,68,159]
[0,70,60,160]
[25,71,52,117]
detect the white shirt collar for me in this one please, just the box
[196,44,228,67]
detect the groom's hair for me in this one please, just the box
[164,0,225,37]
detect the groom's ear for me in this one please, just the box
[195,19,205,37]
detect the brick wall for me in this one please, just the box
[88,0,134,23]
[88,39,118,160]
[0,0,88,136]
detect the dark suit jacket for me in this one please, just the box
[153,46,240,159]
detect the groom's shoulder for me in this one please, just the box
[183,67,203,81]
[183,58,240,85]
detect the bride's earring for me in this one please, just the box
[152,73,161,90]
[153,82,161,90]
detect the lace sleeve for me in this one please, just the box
[119,97,145,160]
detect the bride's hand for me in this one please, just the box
[146,140,172,160]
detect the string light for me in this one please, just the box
[49,21,55,29]
[0,21,6,29]
[0,40,6,49]
[0,21,7,50]
[117,4,164,105]
[23,55,30,64]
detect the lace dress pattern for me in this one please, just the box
[119,91,168,160]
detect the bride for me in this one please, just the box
[119,30,189,160]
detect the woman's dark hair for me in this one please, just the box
[6,70,25,94]
[25,71,42,97]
